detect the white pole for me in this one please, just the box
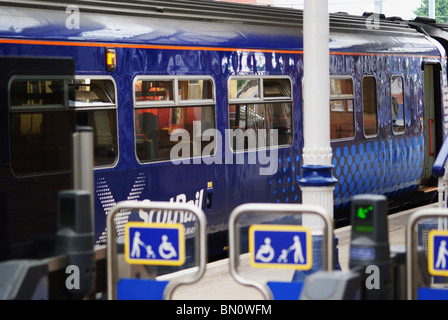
[303,0,330,167]
[429,0,436,20]
[374,0,383,14]
[301,0,335,231]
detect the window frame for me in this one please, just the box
[228,75,292,104]
[362,75,379,138]
[227,75,294,153]
[330,75,355,141]
[134,75,216,108]
[133,75,217,164]
[70,75,119,169]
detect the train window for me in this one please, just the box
[134,80,174,104]
[391,76,405,133]
[330,77,355,140]
[69,78,118,167]
[363,76,378,137]
[10,79,65,110]
[9,77,74,176]
[228,76,293,151]
[229,78,260,100]
[263,78,291,98]
[178,79,213,101]
[134,77,216,163]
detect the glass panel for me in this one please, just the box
[391,76,405,133]
[76,109,117,166]
[10,110,75,176]
[135,80,174,102]
[229,79,260,100]
[135,106,216,162]
[330,77,355,140]
[263,78,291,98]
[272,102,293,146]
[178,79,213,100]
[70,78,118,167]
[363,76,378,136]
[69,79,115,108]
[331,78,353,96]
[10,79,64,109]
[330,100,355,140]
[229,102,292,151]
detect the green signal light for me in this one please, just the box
[357,206,374,219]
[357,208,366,219]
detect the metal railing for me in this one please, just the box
[406,207,448,300]
[106,201,207,300]
[433,135,448,214]
[228,203,333,300]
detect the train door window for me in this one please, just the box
[9,77,74,176]
[133,77,216,163]
[228,76,293,151]
[362,76,378,137]
[391,76,405,134]
[330,77,355,140]
[69,77,118,167]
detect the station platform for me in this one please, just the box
[166,203,437,300]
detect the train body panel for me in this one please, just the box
[0,1,447,259]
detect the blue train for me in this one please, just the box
[0,1,447,273]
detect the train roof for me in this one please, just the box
[0,0,439,54]
[0,0,421,33]
[409,17,448,49]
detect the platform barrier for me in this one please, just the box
[228,203,333,300]
[407,208,448,300]
[106,201,207,300]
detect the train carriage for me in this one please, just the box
[0,0,447,268]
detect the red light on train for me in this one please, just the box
[106,48,116,72]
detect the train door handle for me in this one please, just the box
[429,119,435,157]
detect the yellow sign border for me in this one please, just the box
[249,224,312,270]
[428,229,448,277]
[124,222,185,266]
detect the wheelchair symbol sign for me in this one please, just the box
[428,230,448,277]
[124,222,185,266]
[249,225,312,270]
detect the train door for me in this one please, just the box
[422,63,442,185]
[0,57,75,262]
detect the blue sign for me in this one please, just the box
[249,225,312,270]
[124,222,185,266]
[428,230,448,277]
